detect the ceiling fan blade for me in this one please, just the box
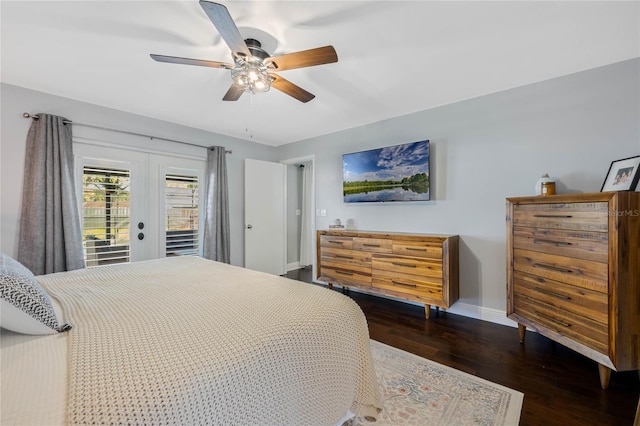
[270,74,315,103]
[199,1,251,59]
[222,84,245,101]
[266,46,338,71]
[150,54,233,69]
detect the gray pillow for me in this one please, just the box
[0,253,71,335]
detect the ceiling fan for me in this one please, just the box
[151,0,338,103]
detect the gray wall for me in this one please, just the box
[276,58,640,321]
[2,59,638,323]
[0,83,275,266]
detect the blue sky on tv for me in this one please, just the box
[343,140,429,182]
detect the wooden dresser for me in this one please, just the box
[506,192,640,388]
[316,230,459,319]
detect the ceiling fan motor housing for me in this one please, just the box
[244,38,270,62]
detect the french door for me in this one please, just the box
[74,143,205,266]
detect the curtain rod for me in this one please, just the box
[22,113,231,154]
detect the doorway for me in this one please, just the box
[242,156,315,278]
[281,155,315,279]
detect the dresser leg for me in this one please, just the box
[598,364,611,389]
[425,304,431,319]
[328,283,333,290]
[518,324,526,343]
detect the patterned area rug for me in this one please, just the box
[348,340,524,426]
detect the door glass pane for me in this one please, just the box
[82,166,131,266]
[165,174,199,256]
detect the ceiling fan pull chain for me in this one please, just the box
[245,94,254,139]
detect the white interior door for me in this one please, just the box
[244,158,286,275]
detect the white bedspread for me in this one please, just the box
[4,257,380,425]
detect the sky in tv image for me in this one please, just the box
[343,140,430,202]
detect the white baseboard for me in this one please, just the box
[287,262,301,272]
[312,280,519,328]
[446,302,517,328]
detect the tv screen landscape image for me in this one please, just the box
[343,140,430,203]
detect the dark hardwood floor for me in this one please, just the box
[284,267,640,426]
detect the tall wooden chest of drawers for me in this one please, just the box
[506,192,640,388]
[316,230,459,319]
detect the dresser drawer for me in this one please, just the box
[392,240,443,259]
[372,254,443,278]
[513,271,608,324]
[320,235,353,250]
[513,202,608,232]
[353,237,392,253]
[320,247,371,273]
[513,294,608,355]
[320,266,372,286]
[513,248,608,293]
[512,226,608,263]
[372,275,443,300]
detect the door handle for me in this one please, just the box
[246,224,253,229]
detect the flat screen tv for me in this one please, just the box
[343,140,430,203]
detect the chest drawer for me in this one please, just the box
[392,240,443,259]
[353,237,392,253]
[513,271,608,324]
[513,202,608,232]
[512,227,608,263]
[513,294,609,355]
[513,248,608,293]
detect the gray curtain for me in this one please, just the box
[17,114,85,275]
[203,146,230,263]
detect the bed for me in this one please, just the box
[1,255,381,425]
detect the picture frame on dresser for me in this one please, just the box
[600,155,640,192]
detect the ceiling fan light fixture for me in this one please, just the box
[251,74,270,93]
[232,71,247,87]
[231,63,271,93]
[254,79,267,90]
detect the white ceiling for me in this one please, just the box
[2,1,639,147]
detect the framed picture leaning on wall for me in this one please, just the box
[601,155,640,192]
